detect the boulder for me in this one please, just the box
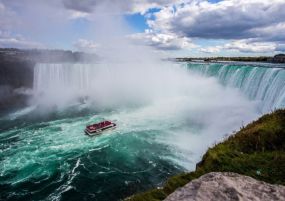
[164,172,285,201]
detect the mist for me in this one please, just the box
[32,1,171,109]
[29,0,260,170]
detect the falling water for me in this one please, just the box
[188,63,285,112]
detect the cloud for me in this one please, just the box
[0,0,73,35]
[0,0,89,49]
[224,40,277,53]
[62,0,182,14]
[62,0,98,13]
[0,31,44,49]
[200,46,221,54]
[73,39,99,52]
[199,40,278,54]
[148,0,285,41]
[0,0,284,55]
[129,29,197,50]
[275,44,285,52]
[0,1,20,30]
[69,11,90,20]
[250,22,285,42]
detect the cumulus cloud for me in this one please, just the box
[129,29,196,50]
[250,22,285,42]
[148,0,285,40]
[73,39,99,52]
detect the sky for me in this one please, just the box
[0,0,285,57]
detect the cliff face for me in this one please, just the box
[165,172,285,201]
[128,109,285,201]
[0,60,34,88]
[0,59,34,114]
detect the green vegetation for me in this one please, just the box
[127,109,285,201]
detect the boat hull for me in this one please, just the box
[85,124,116,136]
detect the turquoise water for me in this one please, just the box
[0,108,187,201]
[1,62,284,201]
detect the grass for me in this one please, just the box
[127,109,285,201]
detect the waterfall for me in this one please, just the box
[33,63,103,107]
[33,62,188,108]
[188,63,285,112]
[33,62,285,113]
[34,63,96,93]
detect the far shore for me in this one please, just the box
[176,54,285,63]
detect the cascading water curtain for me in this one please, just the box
[188,63,285,113]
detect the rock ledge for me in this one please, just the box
[164,172,285,201]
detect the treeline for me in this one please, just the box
[176,54,285,63]
[205,56,271,62]
[0,48,98,63]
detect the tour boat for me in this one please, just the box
[85,120,116,136]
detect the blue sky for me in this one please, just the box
[125,14,148,33]
[0,0,284,57]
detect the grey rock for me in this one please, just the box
[164,172,285,201]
